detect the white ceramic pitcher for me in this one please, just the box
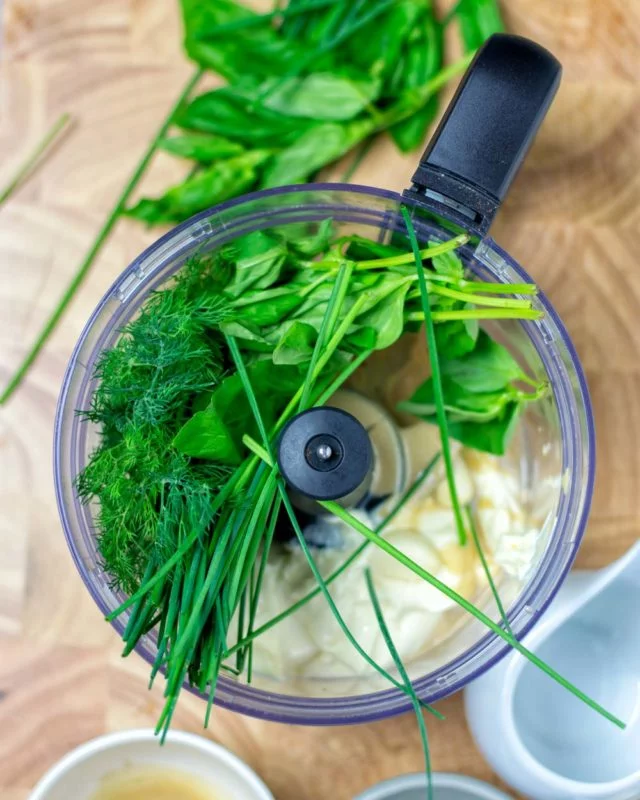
[465,541,640,800]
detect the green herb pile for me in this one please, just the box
[0,0,504,404]
[125,0,504,225]
[77,214,623,760]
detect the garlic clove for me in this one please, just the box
[435,459,475,507]
[370,529,442,582]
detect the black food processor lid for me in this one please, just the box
[277,406,373,504]
[405,33,561,235]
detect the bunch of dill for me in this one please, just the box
[76,256,231,594]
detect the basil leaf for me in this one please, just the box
[344,237,405,261]
[235,294,303,327]
[177,87,310,146]
[263,72,381,121]
[345,0,420,78]
[453,0,504,53]
[431,241,465,279]
[261,118,375,186]
[356,281,411,350]
[345,326,378,351]
[390,94,439,152]
[219,321,271,351]
[181,0,305,78]
[444,402,522,456]
[285,218,334,257]
[389,13,443,151]
[122,198,169,226]
[441,331,527,393]
[247,359,305,398]
[180,0,256,79]
[173,361,302,462]
[173,372,250,463]
[289,271,380,331]
[173,405,243,463]
[399,376,510,422]
[181,0,252,39]
[399,377,522,456]
[434,319,479,360]
[355,273,412,316]
[272,321,317,365]
[158,134,245,163]
[301,0,349,46]
[225,231,286,298]
[125,151,271,224]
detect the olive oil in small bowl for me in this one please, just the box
[91,765,221,800]
[28,730,273,800]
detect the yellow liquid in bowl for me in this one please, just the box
[91,765,220,800]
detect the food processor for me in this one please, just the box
[54,34,595,724]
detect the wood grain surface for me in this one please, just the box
[1,1,639,798]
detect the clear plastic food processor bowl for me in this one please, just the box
[53,184,594,724]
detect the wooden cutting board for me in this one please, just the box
[0,1,639,798]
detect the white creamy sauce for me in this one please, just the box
[249,444,540,682]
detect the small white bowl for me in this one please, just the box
[28,729,274,800]
[354,772,514,800]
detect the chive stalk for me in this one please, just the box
[319,500,626,730]
[401,205,466,545]
[0,70,203,405]
[0,112,73,208]
[365,568,433,800]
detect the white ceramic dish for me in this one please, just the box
[465,541,640,800]
[354,772,514,799]
[28,729,273,800]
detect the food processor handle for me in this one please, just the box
[405,33,561,235]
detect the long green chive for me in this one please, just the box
[277,484,442,719]
[121,557,156,642]
[0,112,73,208]
[272,292,369,427]
[365,568,433,800]
[162,508,246,694]
[150,563,183,688]
[226,453,441,657]
[106,457,245,621]
[246,495,283,683]
[429,308,543,321]
[466,506,512,635]
[428,284,533,310]
[353,234,469,269]
[235,594,247,673]
[401,205,466,545]
[298,261,353,409]
[457,280,538,295]
[312,348,373,406]
[230,345,443,719]
[0,69,204,405]
[226,473,278,604]
[320,500,626,730]
[162,465,271,705]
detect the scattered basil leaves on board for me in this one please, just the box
[1,0,505,403]
[158,133,245,162]
[127,0,506,225]
[451,0,505,53]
